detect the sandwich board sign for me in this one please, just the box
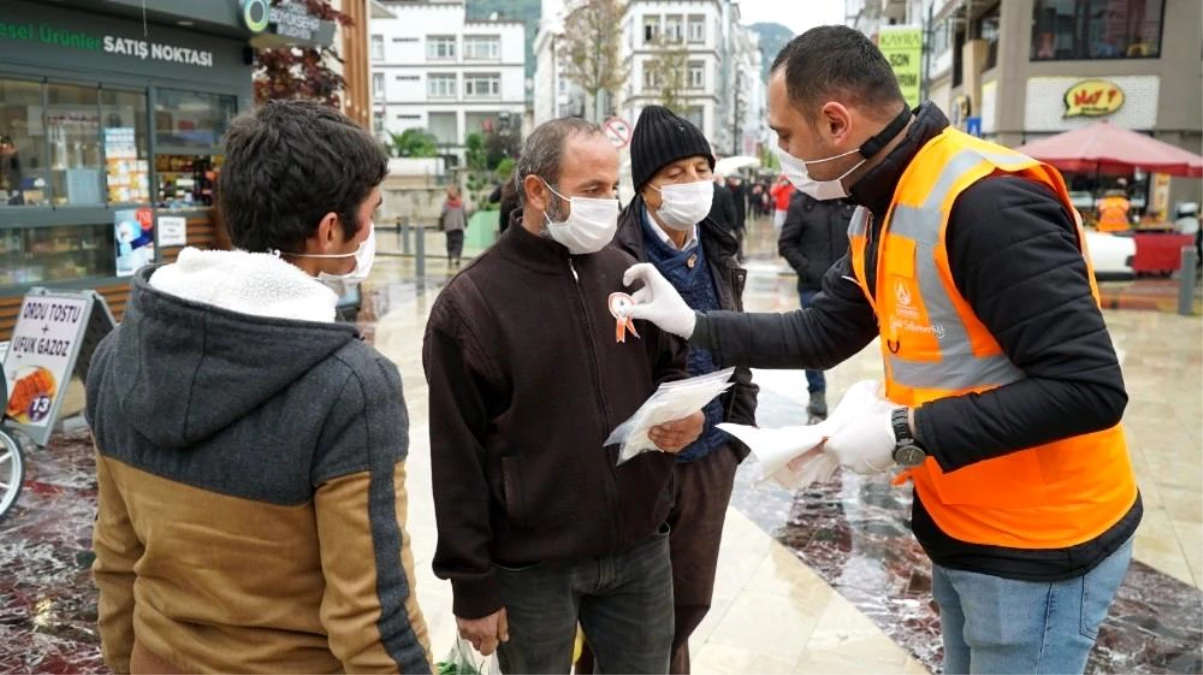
[2,289,115,446]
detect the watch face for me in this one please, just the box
[896,444,926,468]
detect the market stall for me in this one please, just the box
[1017,121,1203,275]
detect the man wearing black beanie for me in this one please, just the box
[610,105,758,674]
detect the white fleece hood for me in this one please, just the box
[149,247,340,323]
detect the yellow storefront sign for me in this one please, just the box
[878,26,923,109]
[1063,79,1125,118]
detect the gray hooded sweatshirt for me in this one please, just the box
[85,252,431,675]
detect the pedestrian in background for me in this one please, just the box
[777,191,856,421]
[769,175,794,233]
[440,185,468,268]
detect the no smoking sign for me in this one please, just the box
[603,118,632,149]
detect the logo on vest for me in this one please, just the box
[890,317,946,341]
[895,281,912,307]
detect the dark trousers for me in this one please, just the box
[497,526,674,674]
[575,448,738,674]
[799,290,826,393]
[445,230,464,262]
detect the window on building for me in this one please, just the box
[643,61,662,90]
[1031,0,1164,61]
[665,15,684,42]
[154,89,237,150]
[931,18,951,58]
[428,74,457,99]
[975,3,1001,70]
[643,15,661,45]
[427,35,457,60]
[373,111,385,136]
[688,61,704,89]
[101,89,150,205]
[1,79,50,207]
[428,112,458,146]
[464,73,501,98]
[688,15,706,43]
[397,75,420,81]
[371,34,385,61]
[373,72,385,101]
[464,35,501,60]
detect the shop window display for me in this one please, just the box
[154,89,236,149]
[45,83,104,206]
[1031,0,1164,61]
[155,154,222,209]
[0,223,116,286]
[102,89,150,205]
[0,79,50,207]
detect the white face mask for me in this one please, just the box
[543,182,620,255]
[651,180,714,231]
[777,146,865,201]
[290,224,376,296]
[777,107,913,201]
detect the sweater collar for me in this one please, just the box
[641,204,698,251]
[848,103,950,220]
[496,213,576,274]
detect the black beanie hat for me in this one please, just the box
[630,106,715,192]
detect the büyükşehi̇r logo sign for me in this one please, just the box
[241,0,271,34]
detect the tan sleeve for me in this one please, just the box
[91,452,143,675]
[315,461,433,674]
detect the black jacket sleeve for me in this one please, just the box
[778,199,809,277]
[691,254,879,370]
[422,299,504,620]
[915,176,1128,473]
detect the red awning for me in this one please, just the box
[1015,121,1203,178]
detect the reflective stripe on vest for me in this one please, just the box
[886,148,1026,391]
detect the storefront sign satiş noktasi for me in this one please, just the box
[0,20,213,67]
[1063,80,1125,119]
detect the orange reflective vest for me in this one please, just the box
[848,128,1138,550]
[1096,195,1132,232]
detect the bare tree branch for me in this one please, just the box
[557,0,629,119]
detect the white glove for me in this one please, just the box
[623,263,697,339]
[823,381,898,475]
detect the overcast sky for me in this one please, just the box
[738,0,845,36]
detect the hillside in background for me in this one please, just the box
[466,0,541,84]
[749,22,794,81]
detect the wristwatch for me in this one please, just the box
[891,407,927,468]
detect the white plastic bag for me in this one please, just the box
[717,380,892,489]
[717,422,837,489]
[436,636,498,675]
[606,368,737,465]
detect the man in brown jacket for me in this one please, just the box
[423,118,704,675]
[86,101,431,674]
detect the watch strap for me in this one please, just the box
[890,407,914,446]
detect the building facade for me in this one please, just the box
[532,0,587,126]
[370,0,526,162]
[617,0,765,155]
[925,0,1201,207]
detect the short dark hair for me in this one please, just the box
[218,100,387,254]
[514,118,603,207]
[771,25,905,118]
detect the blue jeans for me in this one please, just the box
[496,525,674,674]
[931,538,1133,675]
[799,290,825,393]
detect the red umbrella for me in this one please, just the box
[1015,121,1203,178]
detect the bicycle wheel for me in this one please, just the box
[0,429,23,523]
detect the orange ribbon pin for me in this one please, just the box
[608,292,640,344]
